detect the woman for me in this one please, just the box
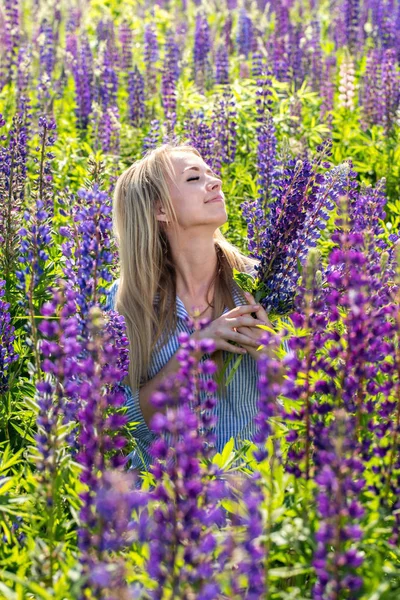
[105,141,273,474]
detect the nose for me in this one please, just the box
[206,176,222,191]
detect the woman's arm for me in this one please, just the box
[138,347,187,428]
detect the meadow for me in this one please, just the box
[1,0,400,598]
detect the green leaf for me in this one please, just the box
[225,355,243,387]
[232,268,255,293]
[269,565,313,578]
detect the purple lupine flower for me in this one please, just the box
[240,143,349,315]
[0,103,30,281]
[118,20,133,72]
[98,42,119,109]
[38,288,131,594]
[161,32,180,136]
[269,4,291,82]
[128,66,145,128]
[138,332,263,597]
[236,8,253,59]
[16,115,56,293]
[360,49,383,129]
[211,88,237,167]
[308,20,323,93]
[193,13,211,94]
[215,43,229,85]
[2,0,20,87]
[0,280,18,394]
[289,25,304,88]
[37,19,55,99]
[183,110,214,168]
[96,18,119,68]
[223,15,234,56]
[344,0,361,52]
[251,50,264,79]
[99,104,121,155]
[381,48,399,134]
[85,470,149,598]
[144,23,159,96]
[60,185,114,321]
[70,36,93,130]
[253,331,285,461]
[254,68,279,208]
[16,45,32,99]
[143,119,162,153]
[312,412,365,599]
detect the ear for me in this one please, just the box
[155,202,169,223]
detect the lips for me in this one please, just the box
[205,194,224,203]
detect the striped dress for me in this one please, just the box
[104,278,269,472]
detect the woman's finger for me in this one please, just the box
[227,316,267,328]
[230,330,262,348]
[244,292,271,325]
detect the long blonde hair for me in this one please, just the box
[112,141,257,394]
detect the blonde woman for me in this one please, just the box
[105,141,273,475]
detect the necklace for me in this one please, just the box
[187,303,213,319]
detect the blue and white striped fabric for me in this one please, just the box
[104,278,275,472]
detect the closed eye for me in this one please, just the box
[187,176,200,181]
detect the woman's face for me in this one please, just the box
[159,151,227,231]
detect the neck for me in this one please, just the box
[168,234,218,299]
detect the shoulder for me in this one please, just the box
[103,278,120,311]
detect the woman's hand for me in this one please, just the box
[236,292,274,360]
[191,303,268,356]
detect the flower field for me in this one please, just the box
[1,0,400,598]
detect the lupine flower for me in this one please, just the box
[16,115,56,293]
[338,54,356,111]
[251,50,264,79]
[143,119,162,152]
[38,287,132,594]
[308,20,323,93]
[253,68,279,208]
[344,0,361,52]
[0,103,30,280]
[86,470,149,598]
[118,20,133,72]
[183,110,214,168]
[128,66,145,127]
[2,0,20,87]
[313,419,365,599]
[381,48,399,134]
[70,36,93,130]
[139,332,265,597]
[211,88,237,167]
[223,14,234,56]
[0,280,18,394]
[37,19,56,100]
[16,45,32,99]
[360,49,383,129]
[193,13,211,93]
[215,43,229,85]
[60,185,114,322]
[240,143,350,315]
[236,8,253,59]
[144,24,159,96]
[161,32,179,135]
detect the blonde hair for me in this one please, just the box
[112,141,257,394]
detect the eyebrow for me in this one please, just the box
[182,166,219,178]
